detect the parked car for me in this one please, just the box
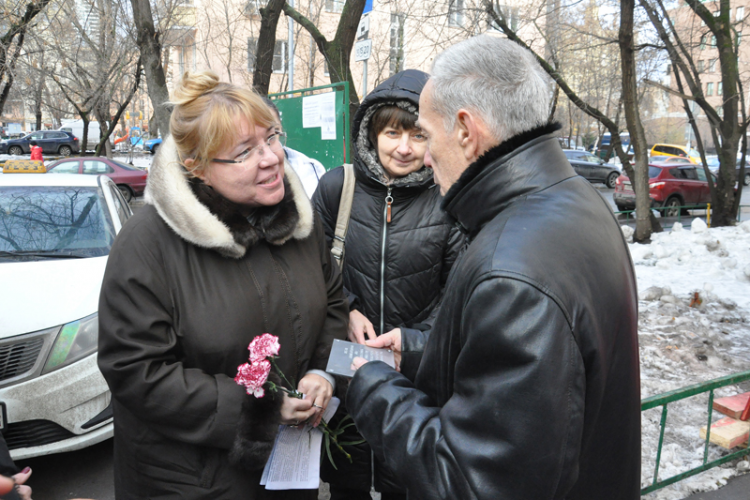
[46,156,148,202]
[0,130,79,156]
[650,143,701,164]
[614,163,715,216]
[648,155,694,165]
[703,156,750,185]
[58,120,101,152]
[736,159,750,186]
[563,149,621,188]
[144,137,162,154]
[0,170,132,460]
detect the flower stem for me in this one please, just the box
[318,419,353,463]
[269,357,300,395]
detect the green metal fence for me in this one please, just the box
[616,204,749,226]
[641,370,750,495]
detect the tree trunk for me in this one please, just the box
[130,0,171,137]
[253,0,286,95]
[619,0,652,241]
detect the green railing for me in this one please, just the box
[616,204,749,225]
[640,370,750,495]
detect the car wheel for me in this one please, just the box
[8,146,22,156]
[58,145,72,156]
[663,197,681,218]
[118,185,134,202]
[606,172,619,189]
[744,172,750,186]
[151,144,159,155]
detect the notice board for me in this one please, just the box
[269,82,350,171]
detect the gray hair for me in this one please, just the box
[430,35,550,142]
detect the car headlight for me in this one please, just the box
[42,312,98,374]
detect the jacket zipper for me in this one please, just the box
[380,186,393,336]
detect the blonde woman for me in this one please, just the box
[97,71,348,499]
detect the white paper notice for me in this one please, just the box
[320,92,336,140]
[260,397,340,490]
[302,94,322,128]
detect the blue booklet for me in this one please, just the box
[325,339,396,377]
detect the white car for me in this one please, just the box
[0,171,132,459]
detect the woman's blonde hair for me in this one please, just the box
[169,71,275,176]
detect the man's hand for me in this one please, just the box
[349,309,377,344]
[366,328,402,370]
[297,373,333,427]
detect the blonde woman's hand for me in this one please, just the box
[279,392,314,427]
[297,373,333,427]
[348,309,376,344]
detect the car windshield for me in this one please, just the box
[648,166,663,178]
[0,186,115,261]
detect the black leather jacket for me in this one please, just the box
[347,124,641,500]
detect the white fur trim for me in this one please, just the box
[145,136,312,258]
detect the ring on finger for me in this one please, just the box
[312,404,323,409]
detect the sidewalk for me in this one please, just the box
[683,472,750,499]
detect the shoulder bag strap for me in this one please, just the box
[331,163,355,266]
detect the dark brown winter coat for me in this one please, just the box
[97,135,348,499]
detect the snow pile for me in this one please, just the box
[631,220,750,499]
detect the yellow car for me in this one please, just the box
[650,144,701,164]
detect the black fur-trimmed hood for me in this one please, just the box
[145,135,314,258]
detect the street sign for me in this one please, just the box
[357,13,370,40]
[364,0,373,14]
[355,39,372,62]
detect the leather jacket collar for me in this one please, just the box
[442,123,571,237]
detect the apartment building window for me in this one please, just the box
[325,0,344,13]
[700,34,707,50]
[698,60,704,72]
[247,38,287,73]
[711,35,717,46]
[718,82,723,95]
[390,13,406,75]
[737,7,745,22]
[490,5,519,31]
[449,0,465,27]
[248,38,257,71]
[737,32,743,47]
[273,40,288,73]
[324,61,329,77]
[707,82,714,96]
[709,58,717,72]
[244,0,267,16]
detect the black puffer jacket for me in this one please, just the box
[312,70,463,492]
[347,124,641,499]
[313,69,463,342]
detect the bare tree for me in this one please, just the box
[0,0,53,116]
[639,0,743,226]
[131,0,171,137]
[283,0,366,119]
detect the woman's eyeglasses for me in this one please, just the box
[212,132,287,164]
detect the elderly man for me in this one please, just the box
[348,35,640,499]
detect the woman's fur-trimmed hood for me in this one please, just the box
[144,135,314,259]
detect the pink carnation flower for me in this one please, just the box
[249,333,280,362]
[234,360,271,398]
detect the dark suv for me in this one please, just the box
[563,150,622,188]
[0,130,79,156]
[614,163,714,216]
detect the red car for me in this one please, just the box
[46,157,148,201]
[614,163,713,216]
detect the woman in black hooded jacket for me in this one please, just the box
[312,70,463,499]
